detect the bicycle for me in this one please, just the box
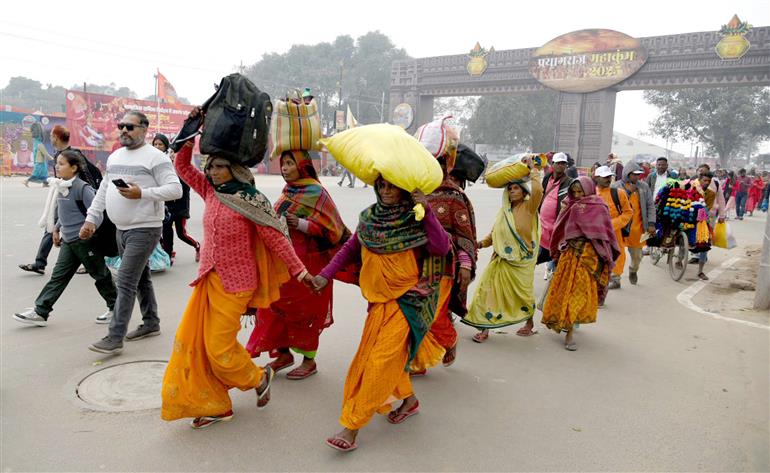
[665,229,690,281]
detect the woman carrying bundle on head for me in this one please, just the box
[245,150,349,380]
[417,139,482,371]
[312,175,450,452]
[541,176,620,351]
[462,155,543,343]
[161,109,313,430]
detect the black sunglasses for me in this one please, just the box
[117,123,145,131]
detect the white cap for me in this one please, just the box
[594,165,614,177]
[632,169,644,174]
[552,152,568,163]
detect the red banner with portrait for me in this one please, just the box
[65,90,193,152]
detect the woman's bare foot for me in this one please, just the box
[286,358,318,380]
[472,329,489,343]
[267,351,294,372]
[331,427,357,446]
[387,395,420,424]
[396,395,418,413]
[516,319,538,336]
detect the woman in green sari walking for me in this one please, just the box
[462,156,543,342]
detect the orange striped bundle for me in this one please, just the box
[270,97,322,158]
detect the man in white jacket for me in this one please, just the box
[81,111,182,354]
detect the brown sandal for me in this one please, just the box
[256,366,275,409]
[472,331,489,343]
[286,364,317,380]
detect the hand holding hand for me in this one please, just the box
[79,222,96,240]
[312,275,329,293]
[118,183,142,199]
[300,273,315,290]
[285,213,299,229]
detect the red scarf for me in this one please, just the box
[550,176,620,268]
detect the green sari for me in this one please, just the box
[462,190,540,329]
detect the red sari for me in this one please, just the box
[246,151,349,358]
[747,177,764,214]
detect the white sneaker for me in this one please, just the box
[13,308,48,327]
[95,310,113,324]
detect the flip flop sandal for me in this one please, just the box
[325,436,358,452]
[387,401,420,425]
[516,327,538,337]
[190,410,233,429]
[286,365,318,380]
[472,332,489,343]
[267,358,294,373]
[565,343,578,351]
[409,369,427,377]
[256,366,275,409]
[19,264,44,275]
[698,272,709,281]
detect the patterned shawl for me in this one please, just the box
[206,158,289,239]
[492,187,540,263]
[357,189,427,254]
[550,176,620,268]
[427,178,478,266]
[358,183,443,367]
[275,151,349,248]
[426,178,478,316]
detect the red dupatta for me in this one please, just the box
[549,176,620,269]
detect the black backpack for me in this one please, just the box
[73,181,118,257]
[610,187,633,238]
[199,73,273,167]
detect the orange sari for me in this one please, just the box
[340,248,443,430]
[161,237,287,421]
[425,277,457,350]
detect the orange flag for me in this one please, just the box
[156,71,178,104]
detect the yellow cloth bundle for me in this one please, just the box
[485,154,531,188]
[320,124,443,220]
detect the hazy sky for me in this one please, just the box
[2,0,768,154]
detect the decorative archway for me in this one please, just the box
[389,20,769,166]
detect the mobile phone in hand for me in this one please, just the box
[112,178,130,189]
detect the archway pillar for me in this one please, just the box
[554,90,616,168]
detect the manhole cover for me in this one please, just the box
[76,360,167,412]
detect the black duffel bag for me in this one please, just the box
[172,74,272,167]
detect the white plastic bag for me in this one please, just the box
[726,222,737,249]
[414,115,453,158]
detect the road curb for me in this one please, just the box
[676,256,769,331]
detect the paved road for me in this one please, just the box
[2,176,768,472]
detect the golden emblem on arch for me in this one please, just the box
[467,42,494,77]
[716,15,752,60]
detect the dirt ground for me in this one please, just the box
[695,245,770,326]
